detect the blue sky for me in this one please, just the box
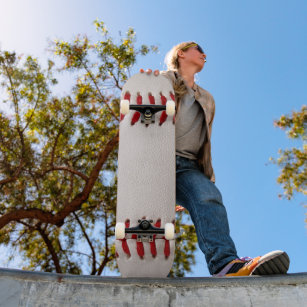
[0,0,306,276]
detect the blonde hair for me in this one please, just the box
[164,42,197,106]
[164,41,196,71]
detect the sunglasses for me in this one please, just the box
[181,43,205,55]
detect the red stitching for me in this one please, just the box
[155,219,161,228]
[150,240,157,257]
[159,94,168,126]
[149,93,155,104]
[159,111,167,126]
[149,219,161,257]
[119,220,131,257]
[137,94,142,105]
[121,239,131,257]
[160,94,167,105]
[131,94,142,125]
[137,241,145,258]
[130,233,144,258]
[164,240,170,258]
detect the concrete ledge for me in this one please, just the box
[1,268,307,306]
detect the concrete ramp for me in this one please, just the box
[0,268,306,306]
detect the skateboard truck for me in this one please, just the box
[125,219,164,242]
[130,105,166,125]
[115,219,175,241]
[120,100,176,126]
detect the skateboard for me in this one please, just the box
[115,72,176,278]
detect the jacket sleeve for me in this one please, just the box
[208,95,215,140]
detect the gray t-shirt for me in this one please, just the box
[176,87,207,160]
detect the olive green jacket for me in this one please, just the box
[161,70,216,183]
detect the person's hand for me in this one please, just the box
[175,205,185,212]
[140,68,159,76]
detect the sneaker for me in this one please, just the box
[213,250,290,277]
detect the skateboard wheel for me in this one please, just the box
[164,223,175,240]
[115,222,126,239]
[120,99,130,115]
[166,100,175,116]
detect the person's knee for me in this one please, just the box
[200,194,223,206]
[195,179,223,205]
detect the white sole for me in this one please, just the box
[252,250,290,275]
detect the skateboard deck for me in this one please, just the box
[115,73,176,278]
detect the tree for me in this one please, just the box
[271,105,306,221]
[0,20,197,276]
[169,210,197,277]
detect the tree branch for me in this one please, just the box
[44,166,89,182]
[0,132,119,229]
[112,73,122,91]
[0,161,24,187]
[78,56,119,121]
[73,212,97,275]
[36,225,62,273]
[0,209,55,229]
[16,220,62,273]
[97,210,109,275]
[64,172,74,205]
[50,118,70,166]
[2,61,27,162]
[22,75,42,133]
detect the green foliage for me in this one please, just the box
[169,211,197,277]
[271,105,306,203]
[0,20,198,276]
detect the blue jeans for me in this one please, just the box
[176,155,238,275]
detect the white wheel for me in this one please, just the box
[115,222,125,239]
[120,99,130,115]
[165,223,175,240]
[166,100,175,116]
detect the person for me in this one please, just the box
[140,41,290,277]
